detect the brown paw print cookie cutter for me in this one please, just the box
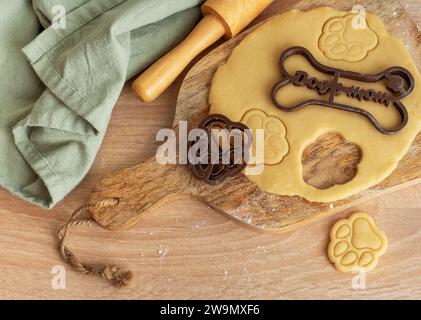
[271,46,415,135]
[188,114,252,185]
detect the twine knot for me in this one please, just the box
[58,199,133,287]
[102,265,134,287]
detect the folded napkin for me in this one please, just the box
[0,0,204,208]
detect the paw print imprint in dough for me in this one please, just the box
[328,212,387,272]
[319,14,378,62]
[241,109,289,165]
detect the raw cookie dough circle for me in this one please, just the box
[209,7,421,202]
[328,212,387,272]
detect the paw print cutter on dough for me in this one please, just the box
[319,14,379,62]
[328,212,388,272]
[188,114,252,185]
[271,46,415,135]
[241,109,289,165]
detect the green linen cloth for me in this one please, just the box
[0,0,204,208]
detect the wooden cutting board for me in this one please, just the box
[89,0,421,232]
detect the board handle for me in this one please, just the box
[89,158,192,231]
[89,157,260,231]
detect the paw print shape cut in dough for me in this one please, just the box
[241,109,289,165]
[319,14,378,62]
[328,212,387,272]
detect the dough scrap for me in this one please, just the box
[209,7,421,202]
[328,212,387,272]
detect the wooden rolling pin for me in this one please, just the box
[132,0,273,102]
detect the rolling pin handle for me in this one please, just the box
[132,15,226,103]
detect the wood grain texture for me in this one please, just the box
[90,0,421,233]
[302,132,362,190]
[0,0,420,299]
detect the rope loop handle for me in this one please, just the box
[58,198,133,287]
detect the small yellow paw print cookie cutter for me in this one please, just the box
[328,212,387,272]
[319,14,378,62]
[241,109,289,165]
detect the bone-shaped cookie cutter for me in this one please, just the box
[271,46,415,134]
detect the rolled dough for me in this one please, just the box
[208,7,421,202]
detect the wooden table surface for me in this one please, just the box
[0,0,420,300]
